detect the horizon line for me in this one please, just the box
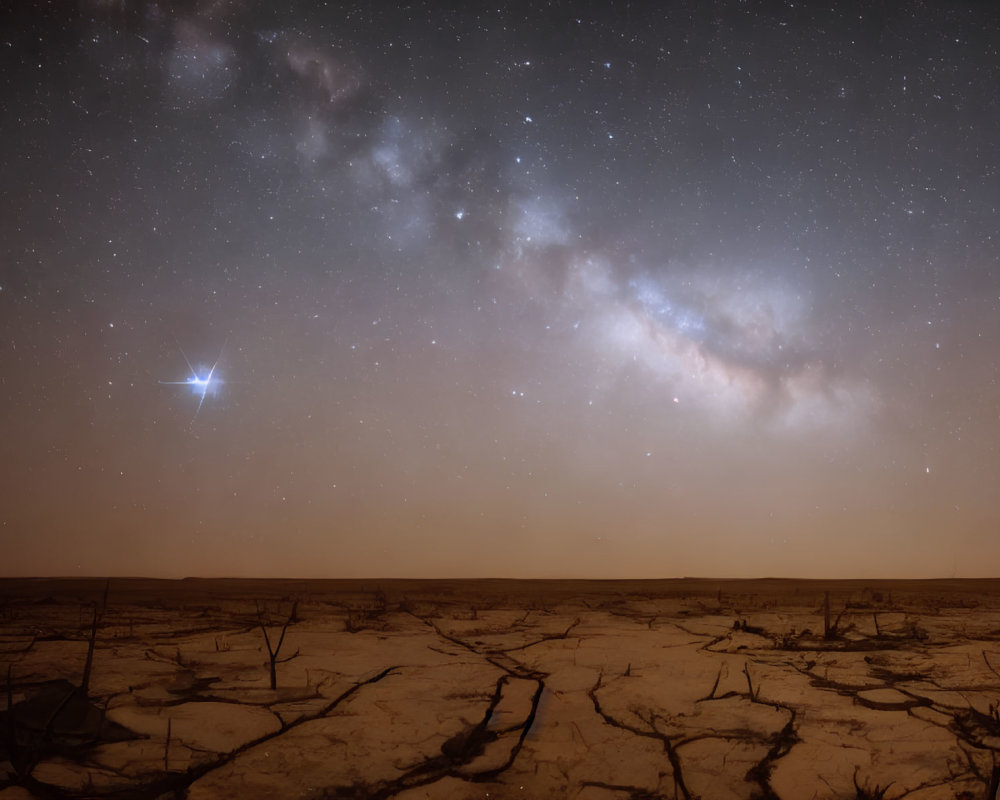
[3,574,998,583]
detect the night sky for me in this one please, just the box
[3,2,999,579]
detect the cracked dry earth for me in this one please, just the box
[3,579,1000,799]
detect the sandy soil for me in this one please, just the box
[2,577,1000,799]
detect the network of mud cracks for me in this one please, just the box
[3,578,1000,800]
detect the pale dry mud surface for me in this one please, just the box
[2,578,1000,799]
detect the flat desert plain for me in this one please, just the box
[2,578,1000,800]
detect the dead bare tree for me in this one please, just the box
[822,590,848,640]
[255,600,300,690]
[988,760,1000,800]
[853,767,892,798]
[81,579,110,696]
[164,717,172,772]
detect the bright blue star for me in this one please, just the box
[159,341,225,421]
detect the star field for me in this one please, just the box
[2,2,999,578]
